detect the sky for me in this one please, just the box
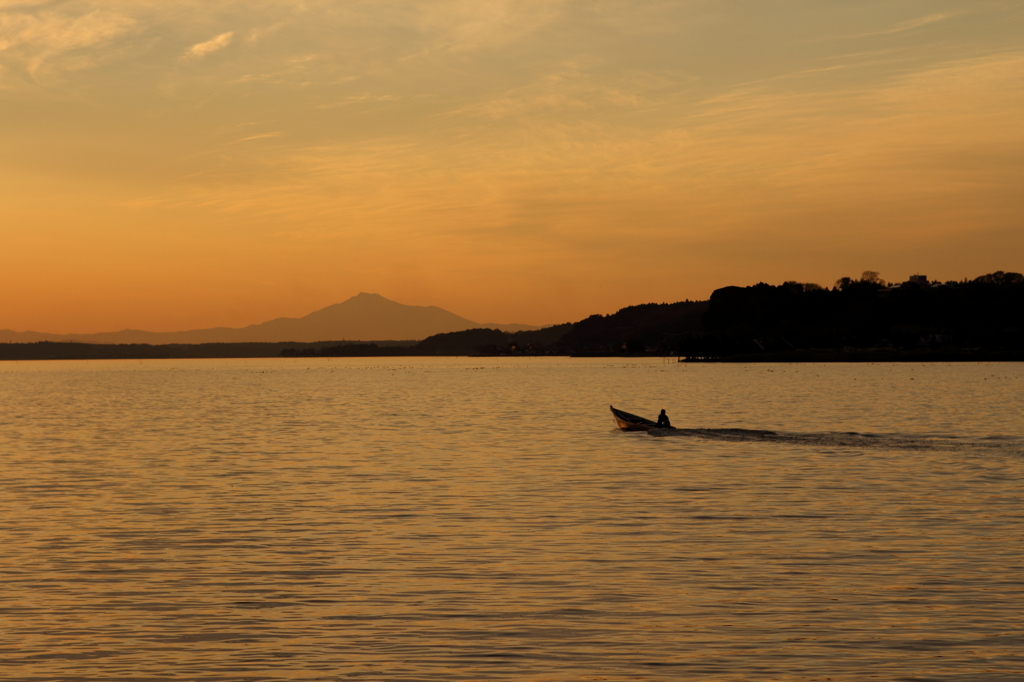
[2,0,1022,332]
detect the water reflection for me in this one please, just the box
[0,359,1021,680]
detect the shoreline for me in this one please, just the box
[2,342,1022,362]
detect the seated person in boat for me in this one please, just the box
[657,409,672,428]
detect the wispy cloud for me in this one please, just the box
[186,31,234,60]
[0,8,136,76]
[246,22,285,45]
[235,131,282,143]
[316,93,402,109]
[859,12,956,37]
[0,0,50,8]
[404,0,568,56]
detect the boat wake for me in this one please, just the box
[646,427,1023,454]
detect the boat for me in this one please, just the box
[610,405,660,431]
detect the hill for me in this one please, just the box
[682,271,1024,359]
[4,272,1021,361]
[0,293,538,344]
[299,271,1023,358]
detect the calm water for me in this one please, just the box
[1,359,1022,681]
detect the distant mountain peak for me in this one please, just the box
[1,293,540,344]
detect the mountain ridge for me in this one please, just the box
[0,293,540,344]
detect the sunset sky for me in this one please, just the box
[2,1,1022,332]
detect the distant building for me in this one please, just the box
[908,274,928,285]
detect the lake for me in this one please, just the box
[1,358,1022,680]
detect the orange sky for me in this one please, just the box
[2,1,1023,333]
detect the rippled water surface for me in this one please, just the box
[1,359,1022,680]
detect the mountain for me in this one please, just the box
[0,293,540,344]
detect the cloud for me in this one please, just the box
[235,131,282,143]
[150,48,1024,268]
[858,12,956,37]
[407,0,568,53]
[316,93,402,108]
[246,22,285,45]
[0,8,136,76]
[186,31,234,59]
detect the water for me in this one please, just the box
[1,358,1022,680]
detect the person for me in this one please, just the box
[657,409,672,428]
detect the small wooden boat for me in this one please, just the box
[610,405,660,431]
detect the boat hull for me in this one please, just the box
[610,405,659,431]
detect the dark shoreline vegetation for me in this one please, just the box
[3,271,1022,362]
